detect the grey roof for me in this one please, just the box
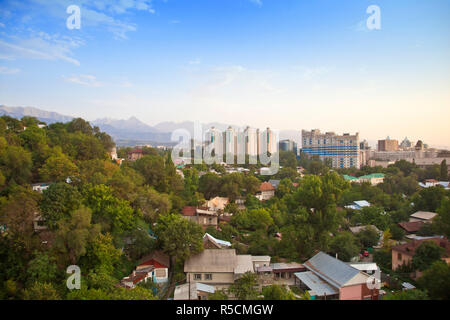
[304,252,360,288]
[203,233,231,247]
[174,282,215,300]
[268,180,281,188]
[270,262,304,270]
[184,249,237,273]
[235,255,254,274]
[410,211,437,221]
[294,271,338,297]
[402,282,416,290]
[196,282,215,293]
[354,200,370,207]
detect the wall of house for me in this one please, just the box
[339,284,363,300]
[187,272,235,286]
[392,249,412,270]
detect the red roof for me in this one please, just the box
[392,238,450,257]
[181,206,197,216]
[398,221,424,233]
[260,182,275,192]
[138,251,170,268]
[128,149,143,154]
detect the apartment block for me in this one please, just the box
[301,129,360,169]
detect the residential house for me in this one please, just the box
[391,237,450,271]
[345,200,371,210]
[33,213,47,232]
[271,262,305,280]
[184,249,254,291]
[121,267,154,289]
[181,206,218,229]
[251,256,271,270]
[31,182,51,193]
[398,221,425,234]
[409,211,437,223]
[256,182,275,201]
[348,262,381,284]
[207,197,229,212]
[343,173,385,186]
[294,252,380,300]
[134,251,170,283]
[127,149,143,161]
[203,233,231,249]
[174,282,215,300]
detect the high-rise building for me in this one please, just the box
[258,127,277,155]
[279,139,298,155]
[223,126,237,155]
[244,126,258,157]
[204,127,223,158]
[399,137,412,150]
[301,129,360,169]
[377,137,399,152]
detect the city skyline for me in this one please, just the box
[0,0,449,147]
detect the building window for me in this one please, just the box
[204,274,212,281]
[397,253,402,261]
[194,274,202,280]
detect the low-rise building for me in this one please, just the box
[391,238,450,271]
[182,206,218,229]
[174,282,215,300]
[127,148,143,161]
[31,182,51,193]
[207,197,229,212]
[294,252,379,300]
[251,256,271,270]
[409,211,437,223]
[398,221,425,234]
[184,249,254,291]
[203,233,231,249]
[345,200,371,210]
[256,182,275,201]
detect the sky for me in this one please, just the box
[0,0,449,147]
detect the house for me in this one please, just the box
[174,282,215,300]
[33,213,47,232]
[398,221,424,234]
[294,252,380,300]
[251,256,271,270]
[349,225,380,235]
[345,200,371,210]
[203,233,231,249]
[127,148,143,161]
[271,262,305,280]
[31,182,51,193]
[343,174,385,186]
[419,180,450,190]
[121,267,154,288]
[184,249,254,290]
[348,262,381,284]
[207,197,229,212]
[134,251,170,283]
[409,211,437,223]
[256,182,275,201]
[391,237,450,271]
[181,206,218,229]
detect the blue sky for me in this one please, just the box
[0,0,449,146]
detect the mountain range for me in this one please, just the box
[0,105,303,146]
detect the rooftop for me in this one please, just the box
[410,211,437,221]
[398,221,424,233]
[303,252,362,288]
[259,182,275,192]
[294,271,338,297]
[392,237,450,257]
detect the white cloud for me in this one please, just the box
[0,22,5,28]
[295,65,331,80]
[0,32,82,66]
[64,74,103,87]
[0,66,20,74]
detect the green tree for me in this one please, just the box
[417,260,450,300]
[383,289,429,300]
[329,232,360,262]
[208,289,229,300]
[434,198,450,237]
[22,282,61,300]
[412,241,445,271]
[154,213,204,266]
[229,272,259,300]
[0,145,32,185]
[356,226,380,248]
[261,285,296,300]
[440,160,448,181]
[40,183,83,229]
[53,206,101,264]
[39,153,79,182]
[26,251,59,285]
